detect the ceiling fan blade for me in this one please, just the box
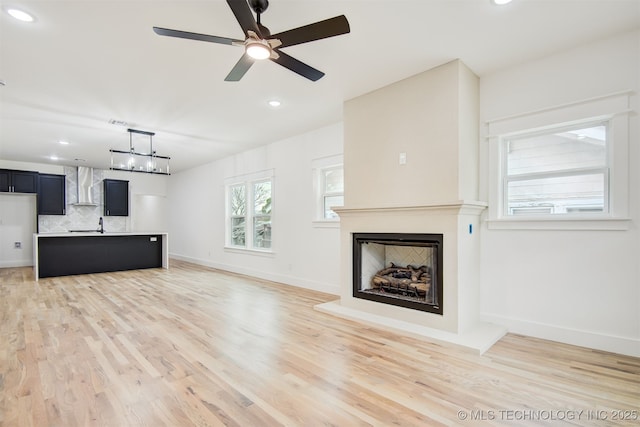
[153,27,242,45]
[225,53,255,81]
[271,50,324,81]
[227,0,262,38]
[271,15,350,48]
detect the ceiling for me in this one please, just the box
[1,0,639,174]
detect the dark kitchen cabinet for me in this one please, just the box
[0,170,9,191]
[104,179,129,216]
[38,173,66,215]
[0,169,38,193]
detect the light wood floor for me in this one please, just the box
[1,261,638,426]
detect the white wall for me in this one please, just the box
[0,160,62,175]
[167,123,343,294]
[344,60,479,208]
[0,193,36,267]
[0,161,44,266]
[478,30,640,357]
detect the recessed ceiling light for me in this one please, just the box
[6,8,35,22]
[59,140,69,145]
[491,0,513,4]
[268,100,281,107]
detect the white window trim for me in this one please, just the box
[224,169,275,252]
[312,154,343,228]
[485,91,632,231]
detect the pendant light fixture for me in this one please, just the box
[110,128,170,175]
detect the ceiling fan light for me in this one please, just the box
[246,41,271,60]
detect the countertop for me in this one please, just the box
[35,231,169,237]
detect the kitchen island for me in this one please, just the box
[33,232,169,280]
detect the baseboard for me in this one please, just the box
[0,260,33,268]
[481,313,640,358]
[169,253,340,295]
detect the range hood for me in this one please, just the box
[73,166,98,206]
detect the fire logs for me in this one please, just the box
[371,263,431,298]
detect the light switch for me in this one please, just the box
[399,152,407,165]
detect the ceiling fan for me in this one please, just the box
[153,0,350,82]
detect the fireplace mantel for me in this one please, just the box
[334,201,488,217]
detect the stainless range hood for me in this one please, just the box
[73,166,98,206]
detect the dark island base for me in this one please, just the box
[38,235,163,278]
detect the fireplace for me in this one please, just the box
[315,62,506,352]
[352,233,443,315]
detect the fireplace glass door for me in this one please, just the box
[353,233,443,314]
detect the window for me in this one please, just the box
[503,122,608,216]
[320,166,344,220]
[486,91,631,230]
[226,173,273,250]
[229,184,246,246]
[252,180,272,249]
[312,154,344,224]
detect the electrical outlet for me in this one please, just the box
[14,242,21,249]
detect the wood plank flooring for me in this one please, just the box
[1,260,638,426]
